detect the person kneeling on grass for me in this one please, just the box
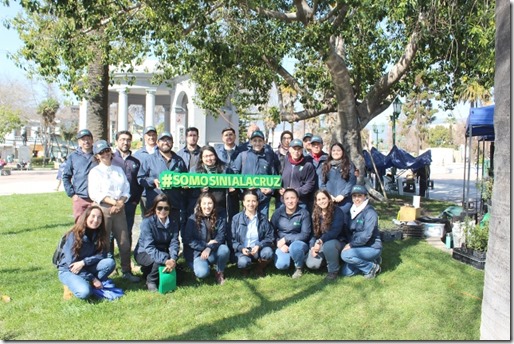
[57,205,116,300]
[271,188,312,279]
[134,194,180,292]
[340,185,382,279]
[231,189,274,277]
[305,189,345,281]
[183,192,230,285]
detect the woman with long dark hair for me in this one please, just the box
[319,142,356,226]
[57,205,115,299]
[305,189,345,280]
[134,194,180,292]
[183,192,230,285]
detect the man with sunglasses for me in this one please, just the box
[137,131,188,231]
[62,129,97,221]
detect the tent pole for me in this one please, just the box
[462,132,468,207]
[465,133,473,213]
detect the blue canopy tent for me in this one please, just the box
[463,104,495,215]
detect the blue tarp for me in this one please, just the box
[363,146,432,174]
[466,104,495,140]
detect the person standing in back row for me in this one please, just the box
[178,127,202,220]
[134,126,158,215]
[62,129,97,221]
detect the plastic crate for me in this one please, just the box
[452,248,486,270]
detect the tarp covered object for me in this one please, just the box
[465,104,495,140]
[363,146,432,172]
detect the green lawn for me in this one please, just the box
[0,193,484,340]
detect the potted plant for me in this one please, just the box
[452,217,489,269]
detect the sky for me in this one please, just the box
[1,1,471,143]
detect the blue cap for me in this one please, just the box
[250,130,265,140]
[289,139,303,148]
[311,135,323,144]
[158,131,173,140]
[144,126,157,134]
[303,133,313,141]
[351,185,368,195]
[76,129,93,139]
[93,140,111,155]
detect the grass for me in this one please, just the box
[0,193,484,340]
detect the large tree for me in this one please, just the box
[479,0,510,339]
[6,0,494,176]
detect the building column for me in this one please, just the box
[163,105,170,132]
[145,88,157,128]
[79,99,88,129]
[117,88,129,132]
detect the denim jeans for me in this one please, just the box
[236,246,274,269]
[340,246,382,276]
[58,258,116,299]
[305,239,343,273]
[191,244,230,279]
[274,240,309,270]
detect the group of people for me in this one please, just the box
[55,124,382,299]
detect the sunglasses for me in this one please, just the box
[156,206,170,212]
[99,149,111,155]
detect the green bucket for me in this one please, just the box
[158,266,177,294]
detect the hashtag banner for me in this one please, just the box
[159,172,282,189]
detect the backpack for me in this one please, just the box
[52,233,67,267]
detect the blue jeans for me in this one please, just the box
[305,239,343,273]
[58,258,116,299]
[191,244,230,279]
[274,241,309,270]
[236,246,274,269]
[340,246,382,276]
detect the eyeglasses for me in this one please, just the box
[156,206,170,212]
[99,149,111,155]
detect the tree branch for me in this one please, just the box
[281,106,336,123]
[82,3,144,34]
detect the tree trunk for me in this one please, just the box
[480,0,510,339]
[86,60,109,141]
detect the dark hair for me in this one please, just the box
[145,194,171,218]
[115,130,132,140]
[242,189,259,204]
[195,146,226,173]
[186,127,199,135]
[312,189,335,238]
[280,130,293,141]
[194,192,218,235]
[221,127,235,135]
[283,188,299,198]
[322,142,351,183]
[68,205,108,257]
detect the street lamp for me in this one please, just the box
[391,97,402,179]
[372,124,384,150]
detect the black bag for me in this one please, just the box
[52,234,67,267]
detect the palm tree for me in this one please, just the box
[458,80,492,108]
[37,98,60,164]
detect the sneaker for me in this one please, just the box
[146,282,158,292]
[364,263,381,279]
[325,271,338,281]
[215,272,226,285]
[122,272,141,283]
[292,268,303,279]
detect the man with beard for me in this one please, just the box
[137,131,188,230]
[62,129,97,221]
[112,130,143,246]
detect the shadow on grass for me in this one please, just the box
[161,276,329,340]
[0,222,74,235]
[381,238,421,273]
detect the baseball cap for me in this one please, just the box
[250,130,265,140]
[351,185,368,195]
[289,139,303,148]
[311,135,323,144]
[303,133,313,141]
[93,140,111,155]
[144,126,157,135]
[158,131,173,140]
[76,129,93,139]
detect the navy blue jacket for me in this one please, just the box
[215,144,241,169]
[133,145,158,165]
[231,211,274,253]
[310,152,328,184]
[137,151,188,210]
[57,230,107,281]
[319,162,356,203]
[134,215,180,263]
[309,206,345,247]
[348,203,382,250]
[112,150,143,204]
[270,206,312,245]
[182,214,227,263]
[177,146,201,172]
[281,155,317,205]
[62,149,97,199]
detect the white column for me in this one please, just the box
[145,88,157,128]
[163,105,170,132]
[117,89,129,131]
[79,99,88,129]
